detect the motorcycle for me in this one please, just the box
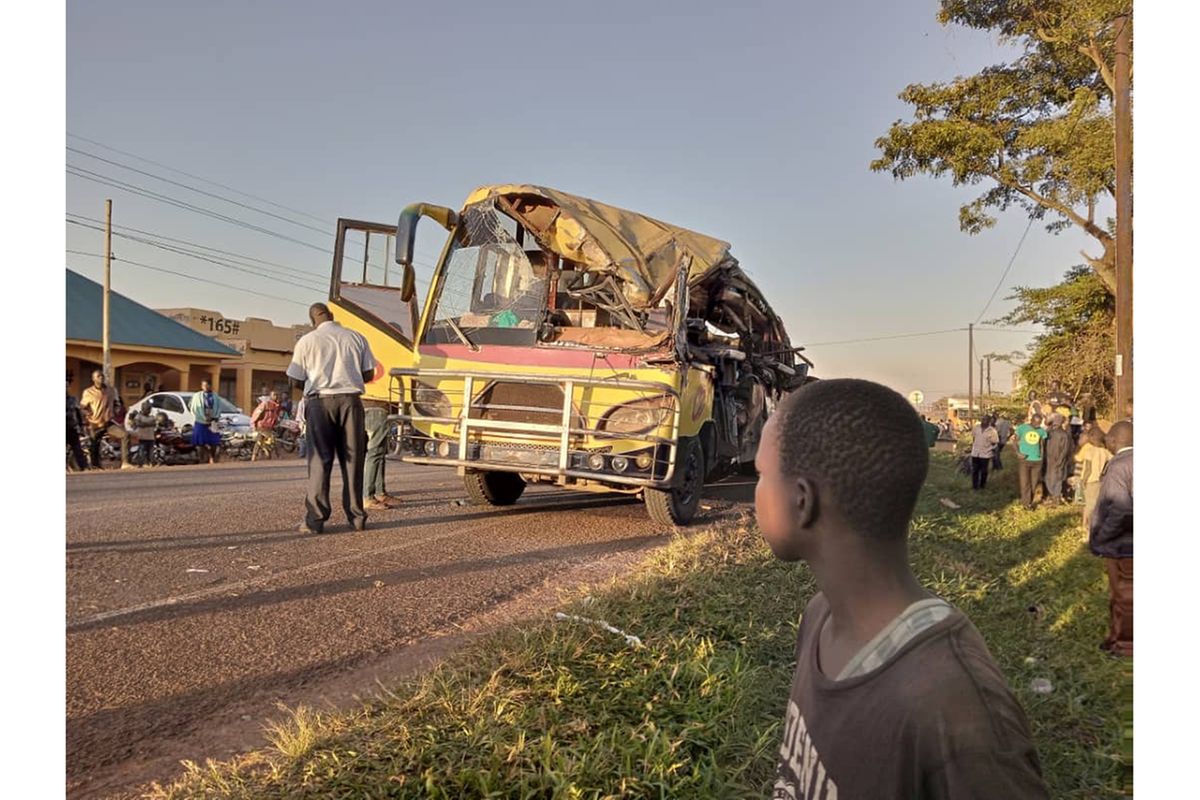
[274,419,301,454]
[150,426,198,465]
[218,420,256,461]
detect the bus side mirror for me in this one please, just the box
[396,203,458,303]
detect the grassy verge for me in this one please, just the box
[154,454,1131,798]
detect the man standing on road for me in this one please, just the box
[287,303,377,534]
[363,401,401,511]
[80,369,131,470]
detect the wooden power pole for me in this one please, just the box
[102,199,113,385]
[1114,12,1133,414]
[986,356,992,397]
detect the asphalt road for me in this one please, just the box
[66,458,755,798]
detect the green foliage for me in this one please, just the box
[153,457,1129,799]
[996,265,1115,411]
[871,0,1131,292]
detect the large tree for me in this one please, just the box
[996,265,1115,411]
[871,1,1131,293]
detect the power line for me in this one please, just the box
[972,106,1089,324]
[67,164,332,253]
[66,219,326,293]
[804,328,966,347]
[975,327,1042,335]
[65,250,312,307]
[66,132,332,225]
[65,212,329,280]
[67,145,333,236]
[973,216,1034,324]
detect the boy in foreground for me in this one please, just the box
[756,379,1047,799]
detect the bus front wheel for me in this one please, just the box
[463,470,526,507]
[645,437,704,526]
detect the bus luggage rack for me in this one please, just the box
[387,367,681,488]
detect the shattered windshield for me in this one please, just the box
[422,202,674,350]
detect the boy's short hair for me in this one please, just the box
[774,379,927,539]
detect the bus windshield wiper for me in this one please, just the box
[446,317,480,351]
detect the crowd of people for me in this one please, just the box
[957,383,1134,660]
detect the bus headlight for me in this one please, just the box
[610,455,629,472]
[599,395,674,436]
[412,381,452,418]
[587,453,605,470]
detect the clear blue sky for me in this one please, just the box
[65,0,1104,399]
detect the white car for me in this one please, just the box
[138,391,253,436]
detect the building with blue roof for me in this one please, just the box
[66,269,240,406]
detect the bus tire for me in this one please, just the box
[463,470,526,506]
[645,437,704,526]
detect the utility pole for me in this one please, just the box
[979,358,984,402]
[1113,12,1133,415]
[968,323,974,424]
[986,356,992,397]
[103,199,113,385]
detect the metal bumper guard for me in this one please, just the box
[387,367,681,489]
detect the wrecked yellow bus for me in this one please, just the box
[340,185,808,525]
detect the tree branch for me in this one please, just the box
[987,168,1112,243]
[1079,33,1116,95]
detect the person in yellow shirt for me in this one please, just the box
[1075,426,1113,534]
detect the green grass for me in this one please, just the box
[152,454,1131,799]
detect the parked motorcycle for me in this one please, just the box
[274,419,300,454]
[219,421,256,461]
[150,427,198,465]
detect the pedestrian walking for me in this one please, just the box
[126,400,158,466]
[189,380,223,464]
[250,390,283,461]
[969,415,999,490]
[1075,426,1113,534]
[992,413,1013,471]
[80,370,131,469]
[1015,413,1048,510]
[66,379,89,472]
[287,303,377,534]
[1089,420,1133,657]
[755,379,1048,799]
[1043,414,1074,506]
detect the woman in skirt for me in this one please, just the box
[189,380,223,464]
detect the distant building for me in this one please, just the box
[156,307,311,412]
[66,270,239,407]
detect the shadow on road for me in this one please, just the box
[68,533,665,634]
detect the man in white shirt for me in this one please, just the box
[287,303,377,534]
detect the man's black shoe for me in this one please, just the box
[352,518,367,532]
[299,521,325,535]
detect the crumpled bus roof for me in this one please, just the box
[463,184,735,305]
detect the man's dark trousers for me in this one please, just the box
[1103,557,1133,656]
[1018,457,1043,508]
[304,394,367,529]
